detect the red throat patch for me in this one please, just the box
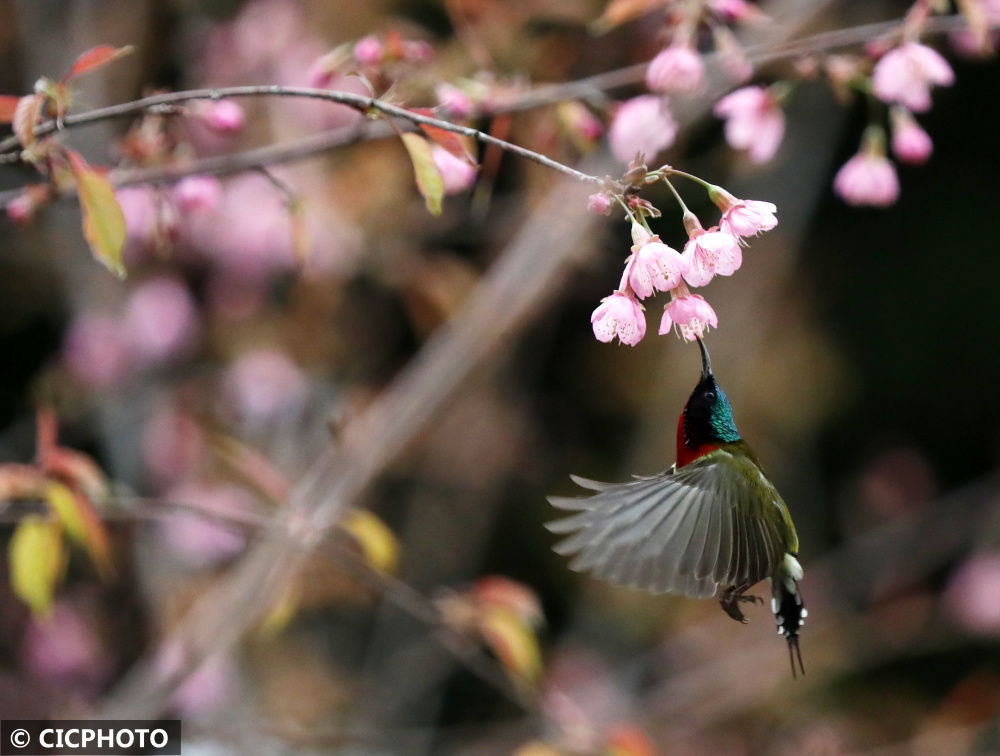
[675,413,720,468]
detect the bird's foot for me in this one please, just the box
[720,585,760,624]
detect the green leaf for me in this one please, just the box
[66,150,127,277]
[44,481,113,578]
[400,133,444,216]
[9,516,65,616]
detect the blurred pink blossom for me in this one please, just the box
[171,175,222,213]
[713,26,753,81]
[116,185,158,255]
[587,193,612,215]
[23,603,110,693]
[436,83,474,119]
[872,42,954,112]
[156,642,236,718]
[354,36,383,65]
[123,277,199,367]
[890,108,933,165]
[63,313,130,390]
[432,146,478,195]
[946,552,1000,635]
[203,100,246,133]
[142,402,206,486]
[660,289,718,341]
[646,44,704,94]
[222,348,309,422]
[624,237,686,299]
[6,193,35,224]
[682,228,742,286]
[591,292,645,346]
[714,86,784,163]
[161,482,254,567]
[834,149,899,207]
[608,95,677,164]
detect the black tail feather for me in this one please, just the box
[773,579,806,678]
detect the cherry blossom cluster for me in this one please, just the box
[590,171,777,346]
[605,0,992,209]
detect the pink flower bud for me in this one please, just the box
[222,348,308,422]
[872,42,954,113]
[608,95,677,164]
[171,175,222,213]
[660,290,719,341]
[431,145,478,195]
[714,86,785,164]
[436,83,475,119]
[890,108,933,164]
[587,193,612,215]
[682,229,742,287]
[646,44,704,94]
[591,291,646,346]
[204,100,245,134]
[354,35,383,65]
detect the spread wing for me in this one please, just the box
[546,450,787,598]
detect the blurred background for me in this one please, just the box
[1,0,1000,753]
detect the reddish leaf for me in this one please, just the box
[400,133,444,216]
[591,0,664,32]
[66,150,127,277]
[9,516,65,616]
[64,45,135,81]
[0,94,20,123]
[12,94,43,146]
[410,107,477,165]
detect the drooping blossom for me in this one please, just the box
[354,35,383,66]
[171,175,222,213]
[682,224,742,287]
[834,130,900,207]
[592,291,646,346]
[431,145,478,195]
[222,348,309,422]
[624,236,687,299]
[587,193,612,215]
[872,42,954,112]
[714,86,784,163]
[160,482,254,568]
[608,95,677,164]
[123,277,199,367]
[203,100,246,133]
[659,287,719,341]
[712,192,778,242]
[889,108,933,164]
[646,44,704,94]
[436,83,475,119]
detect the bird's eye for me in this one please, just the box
[705,391,716,401]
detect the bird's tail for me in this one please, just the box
[772,553,806,678]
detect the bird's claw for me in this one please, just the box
[720,585,760,624]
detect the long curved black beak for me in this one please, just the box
[696,337,712,378]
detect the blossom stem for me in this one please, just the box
[662,167,712,190]
[614,194,641,227]
[663,177,692,216]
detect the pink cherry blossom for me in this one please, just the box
[624,237,687,299]
[204,99,246,133]
[587,193,612,215]
[62,313,130,390]
[171,175,222,213]
[123,277,199,366]
[714,86,784,163]
[646,44,704,94]
[834,150,900,207]
[354,35,383,65]
[721,199,778,240]
[222,348,309,422]
[608,95,677,164]
[431,145,478,195]
[890,108,933,164]
[436,83,474,119]
[591,292,646,346]
[682,228,742,286]
[872,42,954,112]
[659,290,719,341]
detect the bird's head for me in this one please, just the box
[681,338,741,448]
